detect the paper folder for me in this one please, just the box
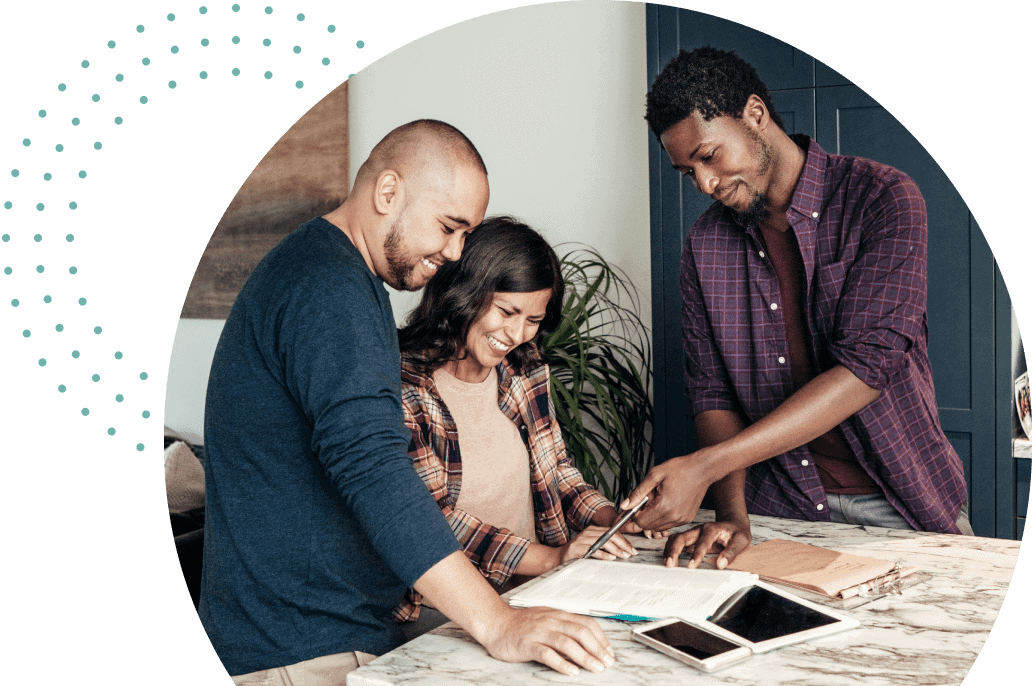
[725,538,917,600]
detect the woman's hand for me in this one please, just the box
[616,518,670,539]
[558,526,638,564]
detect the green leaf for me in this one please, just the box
[540,244,654,502]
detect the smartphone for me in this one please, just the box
[632,618,752,672]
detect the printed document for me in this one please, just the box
[508,559,757,622]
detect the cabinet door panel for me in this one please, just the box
[647,3,691,463]
[673,8,814,90]
[770,89,815,140]
[816,60,851,87]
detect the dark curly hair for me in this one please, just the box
[645,46,785,138]
[398,216,565,374]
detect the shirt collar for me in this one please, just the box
[724,134,826,231]
[400,352,434,388]
[786,134,827,222]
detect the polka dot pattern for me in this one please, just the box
[7,5,365,454]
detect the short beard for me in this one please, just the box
[730,126,772,228]
[731,191,767,227]
[382,206,421,292]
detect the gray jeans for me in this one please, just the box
[826,492,974,536]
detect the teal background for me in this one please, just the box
[0,2,1029,685]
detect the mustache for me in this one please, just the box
[713,183,737,203]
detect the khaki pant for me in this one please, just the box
[828,492,975,536]
[232,651,377,686]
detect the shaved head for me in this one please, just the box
[327,119,489,292]
[354,119,487,197]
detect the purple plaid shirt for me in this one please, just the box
[680,135,966,533]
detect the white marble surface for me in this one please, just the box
[347,512,1020,686]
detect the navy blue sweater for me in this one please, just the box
[199,218,459,675]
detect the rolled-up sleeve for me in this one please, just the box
[827,175,928,391]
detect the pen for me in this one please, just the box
[583,496,649,559]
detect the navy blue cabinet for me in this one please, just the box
[646,5,1019,539]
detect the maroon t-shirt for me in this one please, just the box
[756,222,879,495]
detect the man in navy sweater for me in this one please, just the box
[200,119,613,684]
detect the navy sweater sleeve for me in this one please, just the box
[275,259,460,585]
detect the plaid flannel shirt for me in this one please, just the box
[681,135,966,532]
[392,353,612,622]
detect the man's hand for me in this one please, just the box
[414,551,614,677]
[559,526,637,564]
[592,505,669,540]
[619,453,716,532]
[620,368,882,534]
[480,605,615,677]
[663,519,752,569]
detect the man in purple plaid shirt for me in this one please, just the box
[621,47,972,568]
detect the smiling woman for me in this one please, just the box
[393,216,649,633]
[449,288,552,383]
[397,216,566,374]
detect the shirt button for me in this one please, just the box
[778,356,786,364]
[816,503,824,511]
[759,250,765,258]
[770,303,778,311]
[801,459,809,466]
[812,211,819,218]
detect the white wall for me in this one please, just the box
[165,319,224,443]
[164,1,651,441]
[348,0,651,326]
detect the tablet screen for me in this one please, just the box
[709,584,838,643]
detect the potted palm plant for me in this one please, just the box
[541,246,654,503]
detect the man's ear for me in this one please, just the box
[372,169,401,216]
[742,94,770,133]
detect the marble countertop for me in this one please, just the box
[347,512,1020,686]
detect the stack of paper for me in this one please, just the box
[508,559,757,622]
